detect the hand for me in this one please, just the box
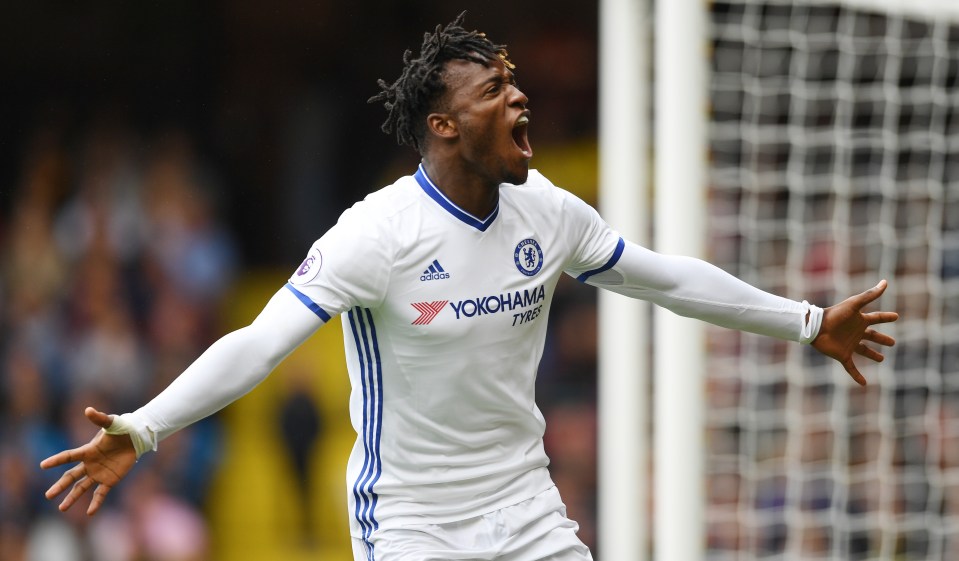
[40,407,137,515]
[811,279,899,386]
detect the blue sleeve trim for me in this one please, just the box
[576,237,626,283]
[285,282,332,322]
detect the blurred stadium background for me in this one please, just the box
[2,1,958,560]
[0,2,601,560]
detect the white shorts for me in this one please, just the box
[351,486,593,561]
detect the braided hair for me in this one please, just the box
[368,11,515,153]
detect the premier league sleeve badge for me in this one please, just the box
[291,247,323,285]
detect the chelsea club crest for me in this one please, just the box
[514,238,544,276]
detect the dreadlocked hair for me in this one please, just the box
[368,11,515,153]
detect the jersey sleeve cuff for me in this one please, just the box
[284,282,332,322]
[799,300,823,345]
[575,237,625,283]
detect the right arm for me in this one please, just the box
[119,285,326,453]
[41,285,325,513]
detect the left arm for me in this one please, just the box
[585,240,823,342]
[584,240,897,384]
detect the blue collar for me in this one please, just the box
[414,164,499,232]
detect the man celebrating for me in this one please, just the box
[42,13,898,561]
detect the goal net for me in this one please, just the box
[705,1,959,559]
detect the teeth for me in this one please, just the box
[516,115,529,126]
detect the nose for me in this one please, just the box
[508,84,528,107]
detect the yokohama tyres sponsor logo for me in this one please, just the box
[410,285,547,326]
[410,301,448,325]
[449,285,545,319]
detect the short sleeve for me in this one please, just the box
[559,190,624,282]
[286,202,393,318]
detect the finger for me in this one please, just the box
[850,279,888,310]
[854,342,885,363]
[865,311,899,325]
[60,476,95,512]
[44,464,86,499]
[864,329,896,347]
[88,483,112,516]
[843,359,867,386]
[84,407,115,429]
[40,447,84,470]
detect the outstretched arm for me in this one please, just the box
[583,241,824,342]
[583,240,898,383]
[811,279,898,386]
[40,285,325,515]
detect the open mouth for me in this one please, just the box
[512,112,533,159]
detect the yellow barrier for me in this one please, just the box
[208,271,353,560]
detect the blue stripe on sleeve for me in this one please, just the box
[576,237,626,283]
[284,283,332,322]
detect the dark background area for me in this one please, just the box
[0,1,598,265]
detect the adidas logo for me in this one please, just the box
[420,259,450,281]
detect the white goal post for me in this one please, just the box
[598,1,651,560]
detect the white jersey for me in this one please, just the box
[287,164,622,539]
[115,163,820,552]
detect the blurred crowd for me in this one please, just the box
[0,4,607,559]
[0,118,237,561]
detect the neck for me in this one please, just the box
[421,159,499,219]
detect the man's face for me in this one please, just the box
[439,56,532,185]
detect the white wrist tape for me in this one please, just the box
[799,300,824,345]
[103,413,159,459]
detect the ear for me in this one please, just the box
[427,113,458,140]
